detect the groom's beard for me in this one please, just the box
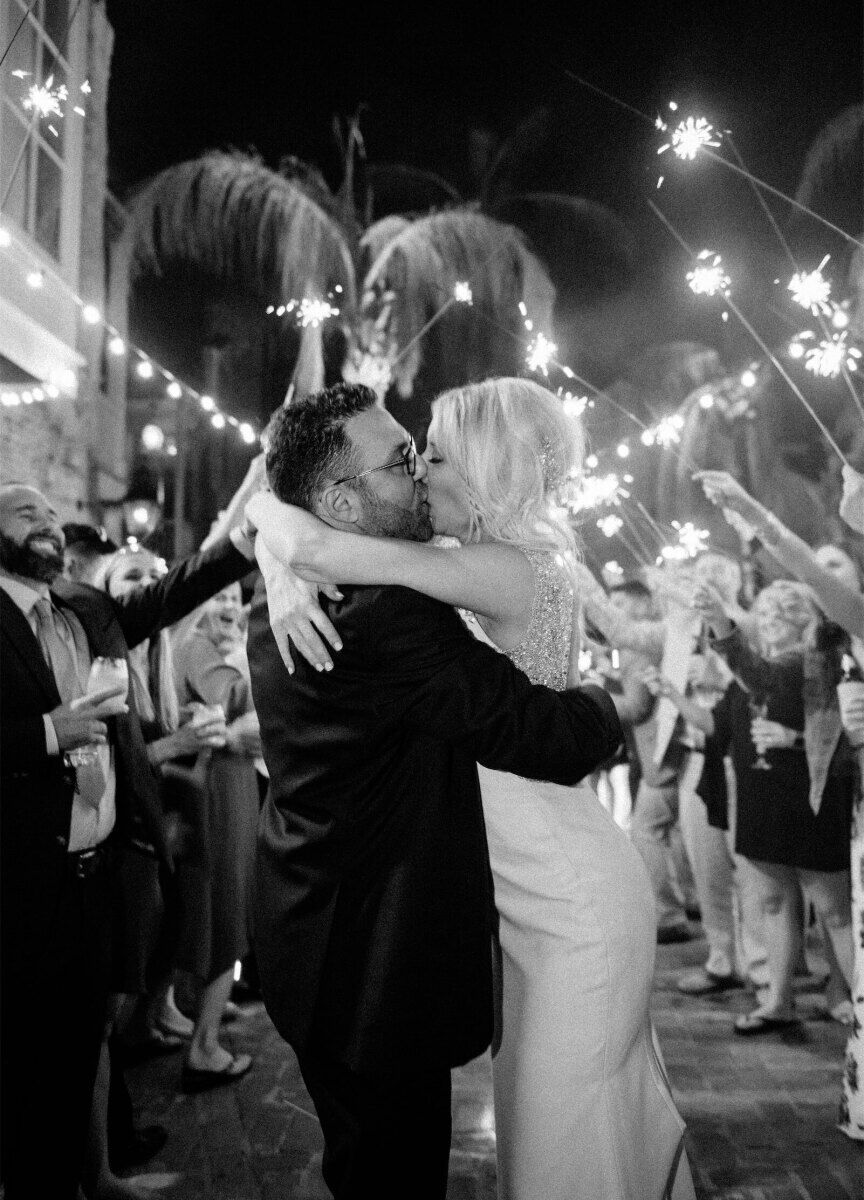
[356,481,433,543]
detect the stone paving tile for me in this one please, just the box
[124,932,864,1199]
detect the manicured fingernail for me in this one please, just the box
[324,663,333,672]
[334,643,342,651]
[315,664,323,671]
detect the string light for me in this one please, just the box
[0,223,259,443]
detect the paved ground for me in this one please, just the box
[125,933,863,1199]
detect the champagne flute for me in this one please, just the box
[66,657,129,767]
[748,699,772,771]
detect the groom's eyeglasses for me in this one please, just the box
[333,438,417,486]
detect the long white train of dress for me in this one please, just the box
[464,551,695,1200]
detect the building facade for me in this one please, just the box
[0,0,127,524]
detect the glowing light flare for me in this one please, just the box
[22,75,68,120]
[0,228,11,248]
[81,304,101,325]
[740,369,757,388]
[616,443,630,458]
[561,392,588,418]
[135,359,154,380]
[672,520,710,558]
[108,336,125,356]
[658,116,720,161]
[567,473,630,513]
[239,423,256,445]
[653,414,685,448]
[802,331,862,377]
[297,297,339,328]
[787,255,832,316]
[211,413,226,430]
[166,381,182,400]
[597,514,624,538]
[687,251,730,297]
[525,332,557,376]
[200,394,216,411]
[453,281,473,304]
[658,545,689,564]
[26,269,44,288]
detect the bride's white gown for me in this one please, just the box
[463,550,694,1200]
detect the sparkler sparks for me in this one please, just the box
[565,473,630,513]
[640,414,685,448]
[658,117,721,160]
[787,256,832,316]
[560,391,588,418]
[687,251,731,297]
[672,521,710,557]
[801,331,862,378]
[18,74,89,136]
[597,514,624,538]
[298,297,339,328]
[525,332,557,376]
[453,281,473,304]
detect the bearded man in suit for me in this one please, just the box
[0,482,257,1200]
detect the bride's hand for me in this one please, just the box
[256,539,343,674]
[246,492,332,575]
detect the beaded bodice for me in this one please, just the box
[464,549,574,689]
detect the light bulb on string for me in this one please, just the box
[211,413,226,430]
[81,304,101,325]
[108,336,125,356]
[200,395,216,412]
[135,359,154,380]
[166,381,182,400]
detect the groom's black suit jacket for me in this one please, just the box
[248,582,622,1076]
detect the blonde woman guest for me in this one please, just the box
[173,583,260,1088]
[249,378,695,1200]
[694,580,855,1034]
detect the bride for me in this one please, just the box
[248,377,695,1200]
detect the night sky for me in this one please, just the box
[105,0,862,202]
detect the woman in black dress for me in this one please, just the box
[695,580,854,1034]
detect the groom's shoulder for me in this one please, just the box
[335,583,461,632]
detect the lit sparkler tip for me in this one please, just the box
[525,332,557,376]
[803,331,862,378]
[597,514,624,538]
[672,520,710,558]
[659,116,721,161]
[453,281,473,304]
[686,251,730,298]
[297,297,339,328]
[788,258,832,316]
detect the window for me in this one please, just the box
[0,0,71,260]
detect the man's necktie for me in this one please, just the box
[32,597,106,809]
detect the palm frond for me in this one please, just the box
[793,105,863,244]
[365,163,461,220]
[123,152,356,310]
[362,209,554,397]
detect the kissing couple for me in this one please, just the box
[245,378,695,1200]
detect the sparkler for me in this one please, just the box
[687,251,731,297]
[566,473,630,513]
[801,331,862,378]
[526,332,557,376]
[597,514,624,538]
[672,520,710,557]
[453,281,473,304]
[560,391,588,418]
[658,117,721,161]
[787,256,832,316]
[15,71,89,137]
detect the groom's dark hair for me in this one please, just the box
[265,383,378,510]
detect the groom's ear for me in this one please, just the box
[315,484,361,529]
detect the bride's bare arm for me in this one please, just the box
[247,491,535,625]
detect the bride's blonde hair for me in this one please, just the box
[430,377,582,556]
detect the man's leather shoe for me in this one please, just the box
[110,1124,168,1171]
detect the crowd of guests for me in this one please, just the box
[1,447,862,1198]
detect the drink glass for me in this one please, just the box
[749,700,772,771]
[837,679,864,749]
[66,657,129,767]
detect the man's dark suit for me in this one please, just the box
[248,582,622,1198]
[0,537,253,1199]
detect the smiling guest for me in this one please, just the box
[0,482,257,1200]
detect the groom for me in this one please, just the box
[246,383,621,1200]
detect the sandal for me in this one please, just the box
[734,1010,798,1036]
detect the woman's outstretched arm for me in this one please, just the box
[247,491,536,624]
[696,470,864,636]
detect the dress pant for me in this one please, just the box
[1,851,113,1200]
[297,1050,452,1200]
[679,754,767,984]
[630,780,697,930]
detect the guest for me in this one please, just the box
[694,580,855,1034]
[63,523,119,585]
[0,482,256,1199]
[172,582,260,1088]
[606,580,696,942]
